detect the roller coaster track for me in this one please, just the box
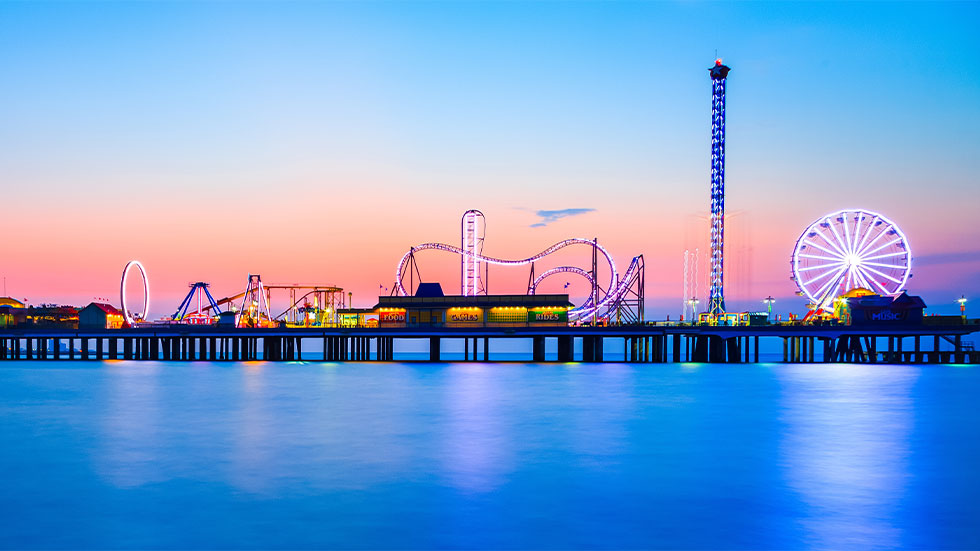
[396,238,635,321]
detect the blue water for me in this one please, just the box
[1,361,978,550]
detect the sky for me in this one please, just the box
[1,1,978,319]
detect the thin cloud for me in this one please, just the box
[914,250,980,266]
[530,208,595,228]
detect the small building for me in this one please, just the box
[218,311,237,327]
[337,308,378,328]
[843,291,926,325]
[0,297,25,328]
[375,284,573,328]
[78,302,125,329]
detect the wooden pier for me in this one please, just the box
[1,322,978,364]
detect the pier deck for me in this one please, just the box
[1,323,978,364]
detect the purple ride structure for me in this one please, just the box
[708,59,731,316]
[395,211,645,323]
[792,208,912,314]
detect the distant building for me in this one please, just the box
[0,297,25,328]
[23,305,79,328]
[78,302,124,329]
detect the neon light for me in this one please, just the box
[802,239,845,258]
[861,250,908,262]
[811,227,848,257]
[861,238,902,258]
[793,208,911,303]
[802,264,846,286]
[120,260,149,324]
[395,238,619,321]
[860,264,904,285]
[708,60,730,315]
[798,253,843,262]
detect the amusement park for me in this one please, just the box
[0,59,975,364]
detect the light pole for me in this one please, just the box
[958,295,967,320]
[763,296,775,322]
[348,291,353,309]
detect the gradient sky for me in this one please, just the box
[1,1,978,318]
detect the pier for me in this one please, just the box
[1,323,978,364]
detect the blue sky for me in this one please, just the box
[1,1,978,317]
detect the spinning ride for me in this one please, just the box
[792,209,912,313]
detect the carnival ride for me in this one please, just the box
[120,260,149,327]
[395,213,645,323]
[201,278,345,328]
[461,210,487,296]
[171,282,221,324]
[792,208,912,319]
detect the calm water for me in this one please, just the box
[1,361,978,550]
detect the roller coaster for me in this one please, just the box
[396,212,644,323]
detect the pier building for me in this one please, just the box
[78,302,125,330]
[375,294,572,328]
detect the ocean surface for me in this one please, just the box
[1,360,978,550]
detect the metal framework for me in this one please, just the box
[237,274,273,328]
[708,59,731,316]
[206,282,344,326]
[396,237,618,321]
[461,210,487,296]
[792,208,912,313]
[172,282,221,323]
[395,212,647,324]
[611,255,645,324]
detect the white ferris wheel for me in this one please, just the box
[792,209,912,306]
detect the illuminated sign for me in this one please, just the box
[529,310,567,323]
[380,311,406,323]
[869,310,905,322]
[450,312,480,322]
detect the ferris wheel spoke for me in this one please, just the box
[850,213,864,253]
[861,238,902,258]
[860,264,903,285]
[812,228,849,256]
[826,219,852,256]
[842,214,854,256]
[797,263,843,272]
[855,227,888,257]
[803,239,846,259]
[799,253,844,262]
[861,260,908,270]
[852,265,874,291]
[855,266,892,295]
[861,250,907,262]
[802,264,847,286]
[811,266,848,303]
[854,215,878,256]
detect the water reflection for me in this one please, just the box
[777,365,917,549]
[96,362,164,488]
[442,363,512,493]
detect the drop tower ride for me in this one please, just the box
[708,59,730,316]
